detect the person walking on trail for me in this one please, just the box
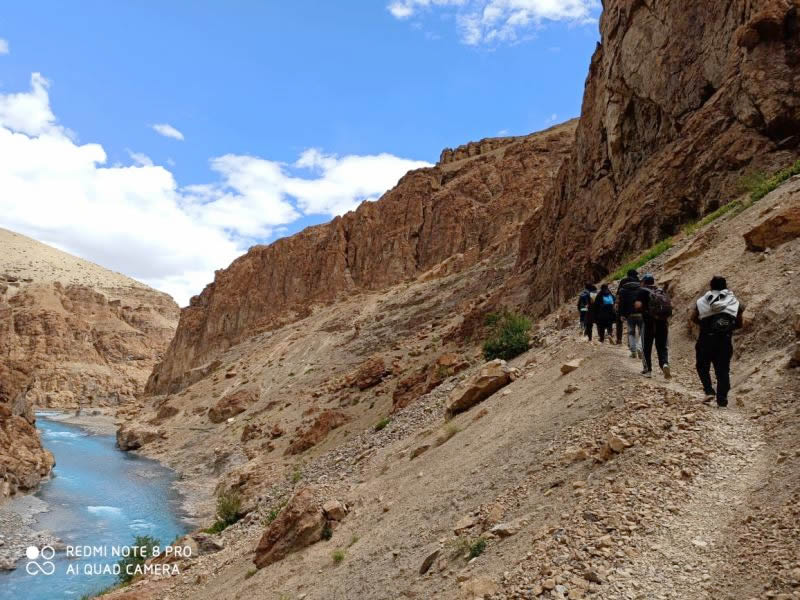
[634,273,672,379]
[592,283,616,343]
[617,269,643,358]
[577,283,597,337]
[691,276,745,408]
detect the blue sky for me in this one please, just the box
[0,1,600,305]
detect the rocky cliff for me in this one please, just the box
[0,228,179,409]
[517,0,800,314]
[146,122,576,395]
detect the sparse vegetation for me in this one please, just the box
[116,535,161,584]
[331,549,346,564]
[610,238,674,282]
[436,422,461,446]
[482,310,532,361]
[374,416,391,431]
[264,498,288,526]
[321,522,333,540]
[244,568,257,579]
[683,199,740,236]
[747,158,800,202]
[205,489,242,533]
[349,534,360,547]
[291,467,303,483]
[468,538,487,559]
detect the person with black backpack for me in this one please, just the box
[591,283,616,343]
[616,269,643,358]
[691,276,745,407]
[634,273,672,379]
[577,283,597,336]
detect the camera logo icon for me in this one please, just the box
[25,545,56,576]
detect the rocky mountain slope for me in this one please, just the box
[0,228,179,499]
[145,122,576,396]
[108,166,800,600]
[515,0,800,315]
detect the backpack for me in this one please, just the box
[708,313,736,334]
[578,291,591,311]
[618,280,641,315]
[602,293,614,306]
[647,287,673,320]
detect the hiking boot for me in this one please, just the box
[640,369,652,378]
[716,400,728,408]
[662,364,671,379]
[629,351,637,359]
[636,349,643,359]
[702,394,715,404]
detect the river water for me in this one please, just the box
[0,415,189,599]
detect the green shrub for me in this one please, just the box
[245,568,257,579]
[331,549,345,564]
[468,538,487,559]
[205,489,242,533]
[321,522,333,540]
[374,417,391,431]
[349,534,360,547]
[609,238,674,282]
[683,199,739,236]
[482,310,532,361]
[291,467,302,483]
[116,535,161,584]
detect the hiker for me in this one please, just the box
[577,283,597,337]
[691,276,745,408]
[616,269,643,358]
[591,283,616,343]
[634,273,672,378]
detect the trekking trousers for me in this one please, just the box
[615,315,624,345]
[695,333,733,406]
[642,318,669,372]
[596,320,613,342]
[626,316,643,354]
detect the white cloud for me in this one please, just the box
[389,0,600,44]
[0,39,9,55]
[151,123,184,140]
[0,73,430,306]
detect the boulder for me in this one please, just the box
[116,424,161,451]
[490,520,521,538]
[208,388,258,424]
[560,359,584,375]
[284,410,349,455]
[419,547,441,575]
[253,488,326,569]
[445,359,519,417]
[190,532,224,554]
[322,500,347,521]
[744,203,800,252]
[349,357,390,390]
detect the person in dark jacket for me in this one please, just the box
[577,283,597,337]
[592,283,616,343]
[616,269,643,358]
[634,274,671,379]
[691,276,745,408]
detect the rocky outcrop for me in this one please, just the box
[208,388,259,424]
[445,359,519,417]
[516,0,800,315]
[116,423,163,451]
[146,123,576,395]
[0,402,54,498]
[284,410,349,456]
[0,229,179,410]
[253,487,327,569]
[744,190,800,251]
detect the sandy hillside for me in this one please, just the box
[108,175,799,599]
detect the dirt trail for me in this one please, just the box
[604,352,770,600]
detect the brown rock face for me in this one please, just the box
[146,123,576,395]
[0,230,179,409]
[116,424,162,451]
[0,403,54,498]
[253,487,326,569]
[744,194,800,251]
[516,0,800,314]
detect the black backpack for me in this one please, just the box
[647,287,673,320]
[618,280,641,315]
[708,313,736,334]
